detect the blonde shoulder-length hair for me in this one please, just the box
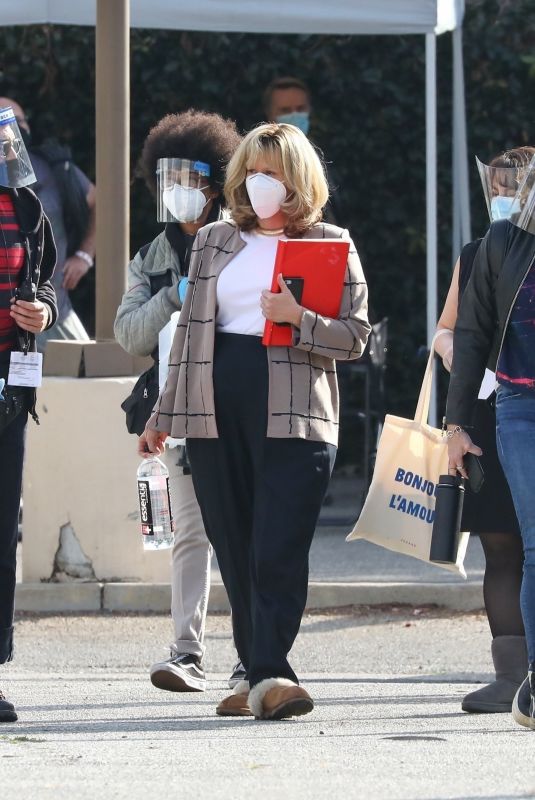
[224,123,329,236]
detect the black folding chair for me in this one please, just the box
[337,317,388,491]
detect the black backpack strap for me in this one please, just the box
[139,242,173,297]
[458,239,482,304]
[149,271,173,296]
[488,220,509,277]
[135,243,174,362]
[139,242,151,261]
[137,241,173,298]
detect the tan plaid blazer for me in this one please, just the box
[150,220,370,446]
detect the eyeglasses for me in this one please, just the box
[0,138,22,159]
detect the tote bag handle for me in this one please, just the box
[413,331,446,426]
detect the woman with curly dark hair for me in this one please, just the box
[138,109,238,201]
[115,109,242,695]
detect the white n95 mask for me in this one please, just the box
[245,173,287,219]
[162,184,208,223]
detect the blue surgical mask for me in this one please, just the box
[276,111,310,136]
[490,194,521,221]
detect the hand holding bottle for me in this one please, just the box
[138,427,168,457]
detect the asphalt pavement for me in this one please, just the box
[3,452,518,799]
[1,609,533,800]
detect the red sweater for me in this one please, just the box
[0,192,24,352]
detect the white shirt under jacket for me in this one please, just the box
[216,230,286,336]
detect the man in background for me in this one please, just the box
[262,77,345,227]
[262,75,312,135]
[0,97,95,345]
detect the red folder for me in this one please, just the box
[262,238,350,347]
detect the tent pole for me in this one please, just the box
[95,0,130,340]
[453,25,471,247]
[426,32,438,426]
[452,46,461,265]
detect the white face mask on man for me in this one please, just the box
[162,184,209,223]
[245,173,287,219]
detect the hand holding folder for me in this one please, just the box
[262,238,350,347]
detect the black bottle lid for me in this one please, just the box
[437,474,465,490]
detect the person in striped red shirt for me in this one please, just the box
[0,106,57,723]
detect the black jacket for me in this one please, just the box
[9,185,58,345]
[446,220,535,427]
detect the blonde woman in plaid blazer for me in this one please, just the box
[141,123,370,720]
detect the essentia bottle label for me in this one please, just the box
[138,479,154,536]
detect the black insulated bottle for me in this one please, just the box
[430,474,465,564]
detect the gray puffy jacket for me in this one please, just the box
[114,230,182,357]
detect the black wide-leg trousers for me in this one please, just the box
[187,333,335,687]
[0,408,27,664]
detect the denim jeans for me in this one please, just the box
[496,385,535,664]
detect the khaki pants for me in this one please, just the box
[162,447,212,660]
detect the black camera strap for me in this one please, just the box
[15,228,41,354]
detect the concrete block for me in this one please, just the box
[305,581,484,611]
[22,377,172,584]
[102,582,231,613]
[14,580,483,615]
[103,583,171,612]
[16,582,102,612]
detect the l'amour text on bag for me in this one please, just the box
[347,343,469,577]
[388,467,438,525]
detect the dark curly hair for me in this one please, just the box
[138,109,242,197]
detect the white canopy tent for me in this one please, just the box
[4,1,464,34]
[2,0,470,411]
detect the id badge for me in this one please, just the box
[8,351,43,387]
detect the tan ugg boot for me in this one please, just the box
[248,678,314,720]
[216,680,253,717]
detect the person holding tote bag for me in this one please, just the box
[139,122,370,720]
[346,332,470,576]
[434,149,534,714]
[445,147,535,730]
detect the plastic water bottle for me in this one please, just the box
[137,457,174,550]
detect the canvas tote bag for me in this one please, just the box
[346,344,470,577]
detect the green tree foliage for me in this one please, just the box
[0,0,533,416]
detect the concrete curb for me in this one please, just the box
[15,580,484,614]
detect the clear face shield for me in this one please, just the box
[156,158,212,223]
[0,106,36,188]
[476,154,535,233]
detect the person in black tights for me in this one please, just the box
[434,147,535,713]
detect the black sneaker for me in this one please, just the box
[512,670,535,730]
[150,652,206,692]
[228,660,247,689]
[0,691,17,723]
